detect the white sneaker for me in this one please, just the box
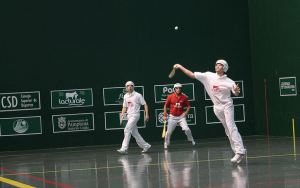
[231,153,245,163]
[164,143,168,149]
[117,149,128,154]
[192,140,196,146]
[142,145,151,153]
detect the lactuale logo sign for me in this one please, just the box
[51,88,93,109]
[59,91,85,106]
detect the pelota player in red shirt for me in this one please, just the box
[163,83,196,149]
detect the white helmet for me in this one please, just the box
[174,83,182,88]
[216,59,229,72]
[125,81,134,87]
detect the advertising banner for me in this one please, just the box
[51,88,93,109]
[205,104,245,124]
[154,83,195,103]
[0,116,42,136]
[155,107,196,127]
[205,81,244,100]
[0,91,41,112]
[279,77,297,96]
[105,110,146,130]
[52,113,94,133]
[103,86,144,106]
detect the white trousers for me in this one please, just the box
[165,114,194,145]
[121,114,150,150]
[213,103,245,154]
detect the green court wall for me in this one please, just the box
[0,1,254,151]
[249,0,300,137]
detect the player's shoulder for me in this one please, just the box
[206,71,218,77]
[165,93,174,101]
[134,91,142,96]
[180,93,188,99]
[124,93,129,98]
[167,93,175,98]
[226,76,235,83]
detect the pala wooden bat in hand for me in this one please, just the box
[168,64,179,78]
[162,120,166,138]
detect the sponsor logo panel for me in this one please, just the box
[205,104,245,124]
[0,91,41,112]
[155,107,196,127]
[51,88,93,109]
[0,116,42,136]
[154,83,195,103]
[52,113,94,133]
[279,77,297,96]
[103,86,144,105]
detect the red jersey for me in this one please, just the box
[165,93,190,116]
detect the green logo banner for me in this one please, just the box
[103,86,144,105]
[52,113,94,133]
[155,107,196,127]
[51,88,93,109]
[0,91,41,112]
[0,116,42,136]
[205,104,245,124]
[154,83,195,103]
[279,77,297,96]
[205,81,244,100]
[105,110,146,130]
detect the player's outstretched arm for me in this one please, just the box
[174,64,195,79]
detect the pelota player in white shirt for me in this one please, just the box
[117,81,151,154]
[174,60,246,163]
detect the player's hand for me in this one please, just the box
[173,64,181,69]
[233,84,240,95]
[145,115,149,122]
[163,116,167,121]
[183,112,187,117]
[121,113,124,118]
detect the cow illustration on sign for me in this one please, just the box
[66,92,78,100]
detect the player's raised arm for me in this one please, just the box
[174,64,195,79]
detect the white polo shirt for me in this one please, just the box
[123,91,146,115]
[195,72,236,105]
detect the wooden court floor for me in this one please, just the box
[0,136,299,188]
